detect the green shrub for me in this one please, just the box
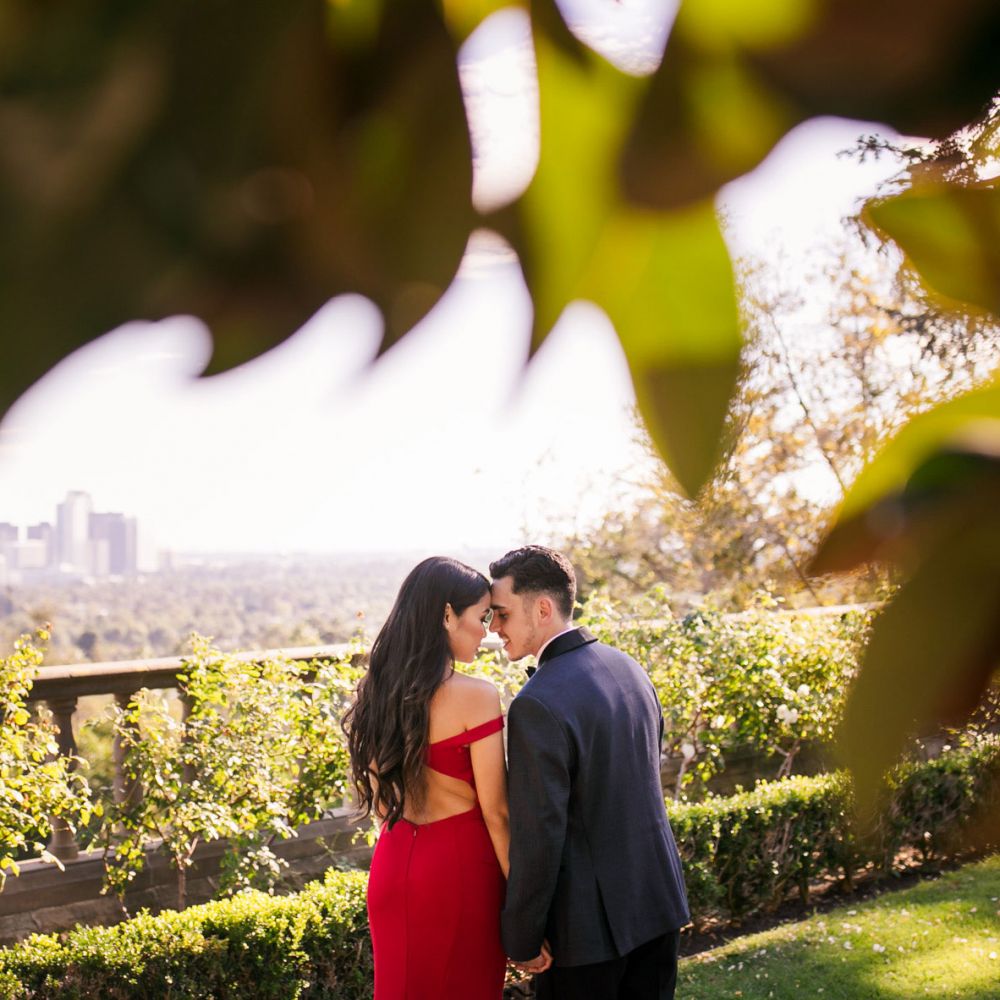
[670,737,1000,923]
[99,636,362,909]
[4,743,997,996]
[0,869,371,1000]
[0,630,95,884]
[579,590,872,793]
[883,738,1000,863]
[669,772,853,921]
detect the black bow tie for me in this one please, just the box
[525,665,536,678]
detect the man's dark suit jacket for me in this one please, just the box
[501,627,689,967]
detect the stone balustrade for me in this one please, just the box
[25,635,508,863]
[2,636,514,941]
[25,643,356,862]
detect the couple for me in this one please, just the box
[343,546,689,1000]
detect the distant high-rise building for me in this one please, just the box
[1,495,143,579]
[15,539,48,571]
[0,523,16,581]
[56,491,92,573]
[27,522,55,568]
[89,512,138,576]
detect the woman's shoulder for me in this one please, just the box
[438,672,501,715]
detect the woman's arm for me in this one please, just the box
[468,686,510,877]
[368,762,388,832]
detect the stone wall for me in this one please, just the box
[0,808,373,945]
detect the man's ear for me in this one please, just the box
[536,594,553,624]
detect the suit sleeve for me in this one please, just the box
[501,692,572,962]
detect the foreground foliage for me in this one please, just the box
[679,853,1000,999]
[1,0,998,824]
[3,0,995,495]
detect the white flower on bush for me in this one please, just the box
[712,715,727,730]
[775,704,799,725]
[797,684,811,698]
[680,741,697,761]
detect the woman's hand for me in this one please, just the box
[512,939,553,974]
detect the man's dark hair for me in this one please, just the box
[489,545,576,619]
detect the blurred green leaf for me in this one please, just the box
[813,398,1000,810]
[812,382,1000,572]
[837,504,1000,812]
[584,202,741,495]
[865,181,1000,315]
[438,0,518,41]
[500,2,741,495]
[502,3,641,348]
[622,0,1000,209]
[0,0,474,420]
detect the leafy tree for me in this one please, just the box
[578,590,871,796]
[813,99,1000,807]
[100,636,360,910]
[564,244,1000,609]
[0,630,96,889]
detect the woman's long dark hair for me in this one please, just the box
[342,556,489,828]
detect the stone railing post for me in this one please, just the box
[45,696,80,862]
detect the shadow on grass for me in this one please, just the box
[679,855,1000,1000]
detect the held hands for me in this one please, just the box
[511,939,553,974]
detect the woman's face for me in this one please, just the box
[445,593,493,664]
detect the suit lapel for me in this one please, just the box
[537,626,597,668]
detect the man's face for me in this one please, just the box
[489,575,539,661]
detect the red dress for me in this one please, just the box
[367,716,507,999]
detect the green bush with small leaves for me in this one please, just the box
[3,743,997,996]
[0,630,95,887]
[0,869,371,1000]
[580,590,872,794]
[671,737,1000,924]
[99,636,362,910]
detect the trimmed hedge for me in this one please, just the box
[671,737,1000,923]
[0,871,371,1000]
[2,741,998,997]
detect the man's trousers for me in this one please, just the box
[533,930,680,1000]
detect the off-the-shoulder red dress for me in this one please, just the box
[367,716,507,999]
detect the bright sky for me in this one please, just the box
[0,1,901,559]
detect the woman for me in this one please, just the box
[343,556,510,999]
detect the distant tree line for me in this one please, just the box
[0,556,421,665]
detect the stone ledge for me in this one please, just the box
[0,809,373,945]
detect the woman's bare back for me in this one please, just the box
[403,672,499,824]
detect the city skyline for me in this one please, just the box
[0,489,139,583]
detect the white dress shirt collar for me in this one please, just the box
[535,625,577,664]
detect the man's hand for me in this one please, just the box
[512,939,553,974]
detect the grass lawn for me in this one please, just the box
[679,854,1000,999]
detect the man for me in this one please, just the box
[489,545,689,1000]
